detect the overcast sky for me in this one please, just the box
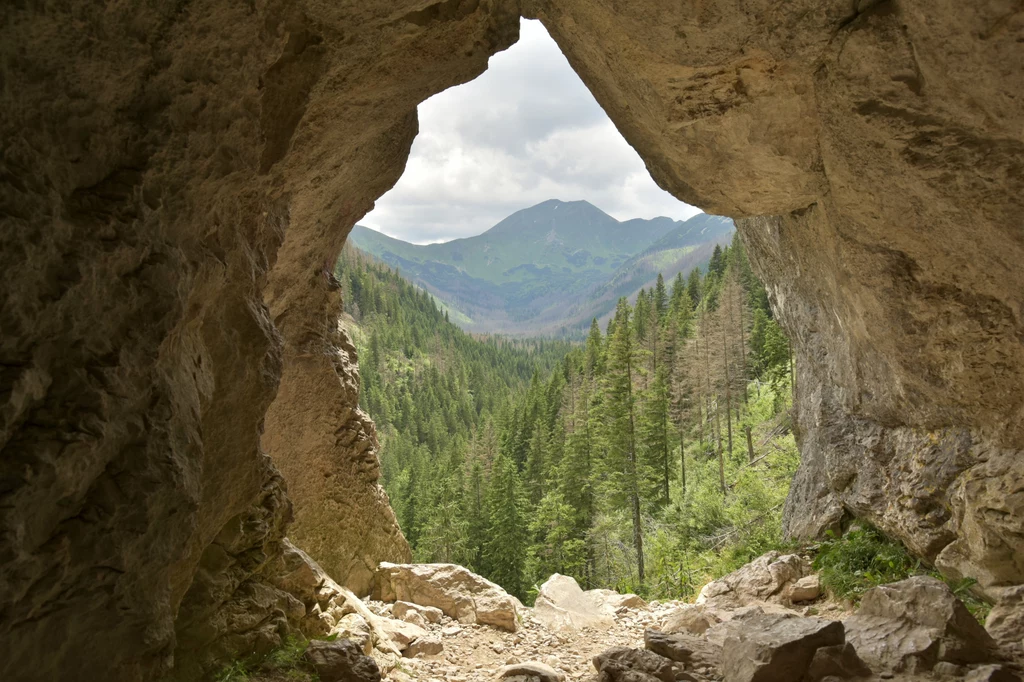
[360,19,701,244]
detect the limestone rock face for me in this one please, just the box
[3,0,1024,680]
[374,563,520,631]
[262,326,410,595]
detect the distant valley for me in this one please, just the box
[349,199,734,335]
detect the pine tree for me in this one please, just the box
[483,452,529,599]
[602,297,646,589]
[686,268,702,307]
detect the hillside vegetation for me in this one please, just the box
[336,236,797,602]
[349,200,734,336]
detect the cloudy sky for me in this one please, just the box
[359,19,701,244]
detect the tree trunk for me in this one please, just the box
[678,423,687,493]
[745,424,754,464]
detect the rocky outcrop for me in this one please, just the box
[262,326,410,596]
[2,0,1023,679]
[844,576,1002,673]
[374,563,520,631]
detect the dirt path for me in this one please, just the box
[376,598,682,682]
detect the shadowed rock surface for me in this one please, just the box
[1,0,1022,680]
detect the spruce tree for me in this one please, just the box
[602,297,646,589]
[483,452,529,599]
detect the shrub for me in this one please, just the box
[813,526,921,602]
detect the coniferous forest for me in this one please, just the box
[335,235,796,603]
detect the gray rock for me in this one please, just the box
[722,613,845,682]
[304,638,381,682]
[644,630,696,663]
[493,661,566,681]
[986,586,1024,656]
[848,576,1000,668]
[593,646,679,682]
[804,643,871,681]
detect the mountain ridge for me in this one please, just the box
[350,199,734,335]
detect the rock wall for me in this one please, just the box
[1,0,1021,680]
[522,0,1024,598]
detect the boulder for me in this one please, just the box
[697,552,810,609]
[986,586,1024,656]
[644,630,697,664]
[722,612,845,682]
[494,661,566,681]
[392,601,443,625]
[587,588,648,614]
[705,605,804,648]
[660,604,725,636]
[374,563,519,631]
[334,613,373,655]
[403,636,443,658]
[534,574,615,631]
[789,575,823,603]
[844,576,1000,671]
[375,617,428,650]
[593,647,680,682]
[304,638,382,682]
[804,643,872,681]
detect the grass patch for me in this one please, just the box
[813,525,991,623]
[214,636,318,682]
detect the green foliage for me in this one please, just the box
[349,206,735,336]
[814,526,923,602]
[343,240,799,602]
[215,636,316,682]
[814,527,992,622]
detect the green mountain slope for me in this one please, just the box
[568,214,735,328]
[350,200,734,335]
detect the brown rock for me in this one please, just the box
[789,575,823,603]
[986,586,1024,656]
[402,636,443,658]
[644,630,696,664]
[393,601,444,625]
[304,638,381,682]
[374,563,519,631]
[661,604,719,636]
[845,576,1000,673]
[2,1,1023,680]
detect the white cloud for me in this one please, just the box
[360,19,700,244]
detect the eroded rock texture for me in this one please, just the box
[1,0,1021,680]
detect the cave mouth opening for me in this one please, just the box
[300,18,798,605]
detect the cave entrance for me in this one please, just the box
[266,18,795,603]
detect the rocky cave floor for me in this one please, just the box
[261,548,1024,682]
